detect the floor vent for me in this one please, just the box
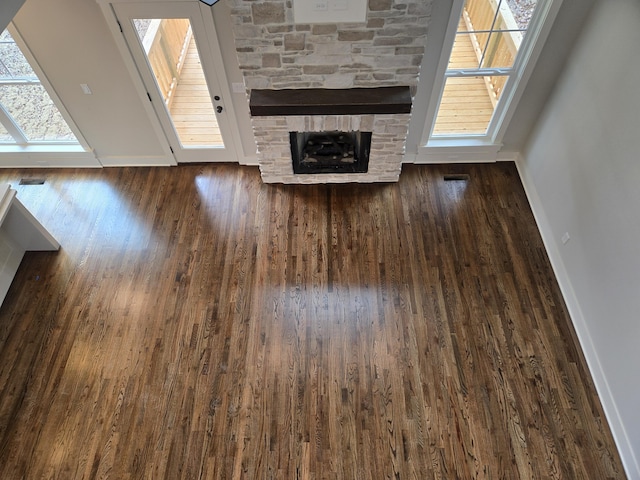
[19,178,46,185]
[443,173,470,181]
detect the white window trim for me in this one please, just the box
[413,0,564,162]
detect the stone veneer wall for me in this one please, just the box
[254,113,410,183]
[227,0,431,183]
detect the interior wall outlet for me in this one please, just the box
[561,232,571,245]
[80,84,92,95]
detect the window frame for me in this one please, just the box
[418,0,563,153]
[0,23,90,153]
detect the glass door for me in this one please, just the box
[113,2,236,162]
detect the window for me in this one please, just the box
[0,28,80,146]
[424,0,556,145]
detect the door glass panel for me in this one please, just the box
[132,18,223,148]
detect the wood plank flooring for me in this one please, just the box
[0,164,625,479]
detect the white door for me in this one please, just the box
[113,2,237,162]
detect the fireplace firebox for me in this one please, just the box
[290,131,372,174]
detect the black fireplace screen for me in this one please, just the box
[290,131,372,174]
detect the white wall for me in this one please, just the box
[519,1,640,477]
[500,0,596,153]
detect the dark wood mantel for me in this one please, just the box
[249,86,412,116]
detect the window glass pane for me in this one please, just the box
[0,84,77,142]
[487,74,508,102]
[506,0,538,30]
[0,30,36,79]
[0,28,79,145]
[432,76,500,136]
[463,0,495,36]
[0,121,12,142]
[479,28,520,69]
[448,32,480,69]
[458,0,537,71]
[458,2,471,32]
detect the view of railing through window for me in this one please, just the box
[0,29,79,145]
[432,0,538,136]
[133,18,223,147]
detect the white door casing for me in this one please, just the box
[103,1,239,163]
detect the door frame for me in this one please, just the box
[98,0,241,164]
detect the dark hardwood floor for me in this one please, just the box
[0,163,625,479]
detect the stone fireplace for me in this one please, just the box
[228,0,430,183]
[248,85,412,182]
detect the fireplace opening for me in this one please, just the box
[290,131,372,174]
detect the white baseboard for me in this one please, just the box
[515,156,639,480]
[97,155,175,167]
[409,143,502,163]
[1,152,256,169]
[0,152,101,168]
[496,150,519,162]
[238,154,259,166]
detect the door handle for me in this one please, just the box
[216,105,223,113]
